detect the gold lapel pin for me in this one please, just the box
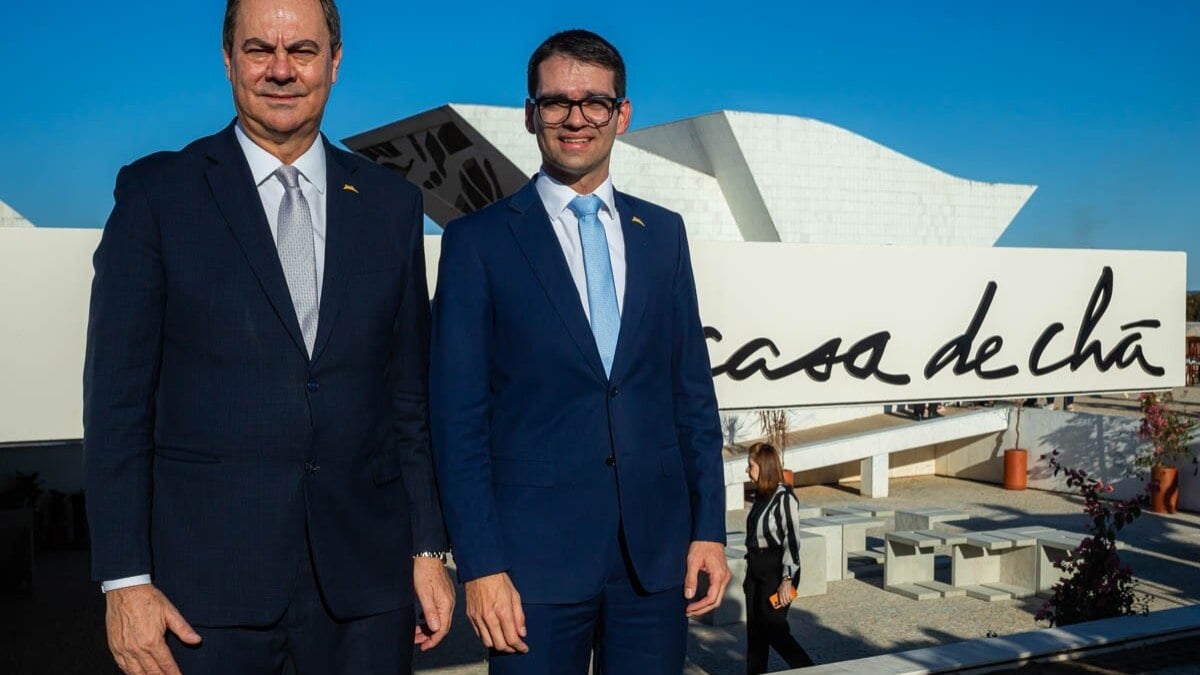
[632,216,645,228]
[342,184,359,194]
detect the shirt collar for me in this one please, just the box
[234,122,327,195]
[535,170,616,221]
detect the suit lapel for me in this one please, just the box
[610,191,650,379]
[506,181,607,381]
[310,141,360,363]
[204,123,308,359]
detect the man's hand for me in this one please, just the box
[412,557,456,652]
[105,584,201,675]
[464,572,528,654]
[683,540,730,617]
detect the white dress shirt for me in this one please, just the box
[235,123,329,303]
[101,126,329,594]
[535,171,626,319]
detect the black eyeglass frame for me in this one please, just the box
[527,96,627,127]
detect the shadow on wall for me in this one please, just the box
[1014,408,1199,511]
[1028,411,1142,497]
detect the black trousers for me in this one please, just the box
[744,548,813,674]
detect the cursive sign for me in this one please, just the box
[707,266,1167,399]
[683,243,1184,409]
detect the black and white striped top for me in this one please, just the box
[745,484,803,585]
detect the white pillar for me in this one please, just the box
[861,453,889,498]
[726,481,744,511]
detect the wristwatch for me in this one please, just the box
[413,551,449,565]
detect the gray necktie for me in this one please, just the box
[274,165,318,356]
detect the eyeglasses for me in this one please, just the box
[528,96,626,126]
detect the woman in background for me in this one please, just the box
[744,442,814,673]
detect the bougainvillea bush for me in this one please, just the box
[1035,450,1149,627]
[1134,392,1197,474]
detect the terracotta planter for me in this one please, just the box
[1003,449,1028,490]
[1150,466,1180,514]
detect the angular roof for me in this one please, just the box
[344,105,1035,245]
[0,199,35,228]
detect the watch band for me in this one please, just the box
[413,551,449,563]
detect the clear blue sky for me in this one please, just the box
[2,1,1197,286]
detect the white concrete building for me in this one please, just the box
[344,105,1043,500]
[1,199,35,228]
[344,104,1035,245]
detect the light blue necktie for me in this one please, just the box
[568,194,620,377]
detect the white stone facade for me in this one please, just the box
[344,105,1035,247]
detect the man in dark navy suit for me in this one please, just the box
[83,1,453,672]
[430,30,730,674]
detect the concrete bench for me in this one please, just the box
[882,526,1102,604]
[951,530,1039,601]
[794,503,824,520]
[883,530,967,600]
[821,506,895,568]
[1035,531,1089,597]
[819,515,885,552]
[894,507,969,532]
[793,530,829,598]
[798,515,888,580]
[819,514,887,577]
[795,519,844,582]
[822,504,896,519]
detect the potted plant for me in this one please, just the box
[756,409,794,487]
[1134,392,1197,514]
[1003,399,1028,490]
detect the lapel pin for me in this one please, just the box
[342,184,359,194]
[632,216,645,228]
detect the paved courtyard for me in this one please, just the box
[7,474,1197,674]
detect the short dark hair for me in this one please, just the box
[527,29,626,98]
[223,0,342,52]
[748,442,785,496]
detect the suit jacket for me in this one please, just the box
[83,122,446,626]
[430,180,724,604]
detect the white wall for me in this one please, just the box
[0,229,99,443]
[936,407,1200,512]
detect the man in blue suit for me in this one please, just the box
[83,1,453,673]
[431,30,730,674]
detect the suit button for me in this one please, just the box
[306,379,320,393]
[605,456,616,467]
[609,387,619,398]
